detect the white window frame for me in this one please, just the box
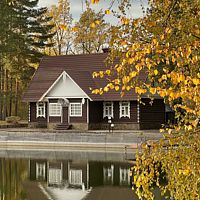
[36,162,46,181]
[70,103,82,117]
[48,168,62,185]
[36,102,45,118]
[49,103,61,116]
[103,165,114,184]
[69,169,82,185]
[119,101,130,118]
[103,102,114,118]
[119,168,130,186]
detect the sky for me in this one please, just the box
[38,0,148,23]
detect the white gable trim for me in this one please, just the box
[39,71,92,101]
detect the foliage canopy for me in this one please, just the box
[91,0,200,199]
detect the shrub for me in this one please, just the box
[6,116,21,124]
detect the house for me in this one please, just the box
[29,159,136,200]
[29,159,132,188]
[23,52,165,130]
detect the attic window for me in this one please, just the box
[119,101,130,118]
[103,102,114,118]
[36,102,45,118]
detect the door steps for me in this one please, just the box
[55,123,72,130]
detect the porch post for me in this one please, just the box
[87,99,89,124]
[47,100,49,123]
[137,101,140,123]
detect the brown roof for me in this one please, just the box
[23,53,147,102]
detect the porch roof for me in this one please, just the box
[22,53,148,102]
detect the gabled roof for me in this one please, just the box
[23,53,147,102]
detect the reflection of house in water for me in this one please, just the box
[30,159,89,189]
[89,162,131,187]
[30,160,132,188]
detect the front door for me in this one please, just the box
[62,106,68,124]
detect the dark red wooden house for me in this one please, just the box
[23,53,165,130]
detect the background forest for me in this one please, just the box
[0,0,109,120]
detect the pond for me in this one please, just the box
[0,149,165,200]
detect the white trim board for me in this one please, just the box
[39,71,92,101]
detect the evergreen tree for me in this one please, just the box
[0,0,55,119]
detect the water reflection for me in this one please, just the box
[29,159,136,200]
[0,158,28,200]
[0,150,138,200]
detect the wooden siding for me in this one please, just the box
[89,101,103,123]
[89,101,138,124]
[30,102,47,123]
[49,116,61,123]
[69,99,87,123]
[140,98,165,129]
[48,98,87,123]
[112,101,137,123]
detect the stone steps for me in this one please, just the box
[55,123,72,130]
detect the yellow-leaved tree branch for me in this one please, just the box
[91,0,200,199]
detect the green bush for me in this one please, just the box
[6,116,21,124]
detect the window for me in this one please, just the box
[49,103,61,116]
[103,102,113,118]
[36,162,46,181]
[69,169,82,185]
[103,165,114,185]
[119,168,130,186]
[48,168,62,185]
[36,102,45,118]
[119,101,130,118]
[70,103,82,117]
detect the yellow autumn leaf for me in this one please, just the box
[191,120,198,127]
[192,78,199,85]
[177,74,185,82]
[126,86,131,91]
[150,88,157,94]
[92,89,99,94]
[90,22,96,28]
[115,85,120,91]
[121,40,127,46]
[171,56,176,63]
[92,72,98,78]
[122,85,126,90]
[135,64,142,71]
[158,90,166,97]
[128,58,134,64]
[60,24,67,30]
[104,87,109,92]
[95,20,100,25]
[99,71,104,78]
[72,27,78,32]
[154,69,159,75]
[105,69,111,75]
[122,76,130,84]
[105,9,111,15]
[135,87,146,95]
[91,0,99,4]
[129,71,137,78]
[113,79,120,85]
[160,34,164,40]
[117,66,122,73]
[107,83,112,88]
[121,17,130,25]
